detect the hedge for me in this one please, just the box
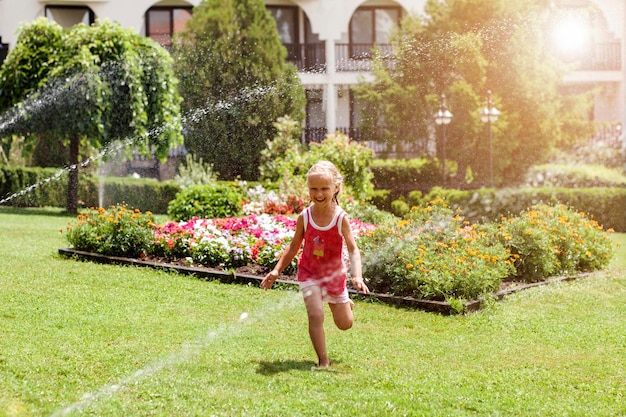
[0,166,179,213]
[414,186,626,232]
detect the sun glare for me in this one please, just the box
[550,13,592,57]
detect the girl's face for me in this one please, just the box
[307,173,338,208]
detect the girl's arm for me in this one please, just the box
[261,213,305,290]
[341,215,370,294]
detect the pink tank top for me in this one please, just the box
[297,207,347,296]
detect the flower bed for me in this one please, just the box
[62,201,617,314]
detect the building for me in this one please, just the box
[1,0,625,156]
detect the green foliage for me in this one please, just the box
[174,153,218,189]
[167,183,244,221]
[416,186,626,232]
[261,132,376,203]
[306,133,376,201]
[355,0,592,186]
[258,116,304,182]
[0,18,183,212]
[343,200,398,226]
[499,204,615,280]
[0,18,183,156]
[359,199,514,306]
[93,177,180,214]
[0,168,180,213]
[173,0,305,180]
[371,158,440,197]
[526,164,626,188]
[64,204,155,258]
[391,197,410,217]
[0,166,68,207]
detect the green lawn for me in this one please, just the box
[1,207,625,416]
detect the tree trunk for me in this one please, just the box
[67,135,79,214]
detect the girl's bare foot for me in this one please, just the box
[312,361,331,370]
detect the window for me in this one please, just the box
[45,6,94,27]
[146,6,193,50]
[350,7,401,45]
[267,6,298,44]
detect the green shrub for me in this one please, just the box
[167,183,244,221]
[64,204,155,258]
[260,131,375,202]
[0,166,68,207]
[359,199,514,306]
[418,187,626,232]
[93,177,180,214]
[369,189,392,211]
[371,158,440,197]
[391,197,410,218]
[526,164,626,188]
[499,204,615,280]
[174,153,218,189]
[344,200,397,226]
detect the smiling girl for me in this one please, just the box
[261,160,369,369]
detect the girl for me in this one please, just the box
[261,160,369,369]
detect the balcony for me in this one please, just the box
[283,43,326,72]
[335,43,395,72]
[283,42,396,72]
[577,40,621,71]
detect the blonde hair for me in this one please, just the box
[307,160,343,203]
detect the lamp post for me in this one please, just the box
[434,94,453,186]
[480,90,500,187]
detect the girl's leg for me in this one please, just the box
[302,285,330,367]
[329,301,354,330]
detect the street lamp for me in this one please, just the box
[434,94,453,186]
[480,90,500,187]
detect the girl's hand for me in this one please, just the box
[261,270,279,290]
[352,277,370,294]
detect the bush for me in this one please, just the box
[260,132,375,202]
[174,153,218,189]
[371,158,440,198]
[92,177,180,214]
[64,204,155,258]
[0,166,69,207]
[359,199,514,307]
[415,186,626,232]
[525,164,626,188]
[499,204,615,280]
[167,183,244,221]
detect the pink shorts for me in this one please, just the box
[299,280,350,304]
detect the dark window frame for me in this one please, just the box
[145,5,193,49]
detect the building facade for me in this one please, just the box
[0,0,625,152]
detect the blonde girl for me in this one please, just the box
[261,160,369,368]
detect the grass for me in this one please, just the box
[1,206,625,417]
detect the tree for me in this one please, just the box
[354,0,592,187]
[172,0,305,180]
[0,18,183,213]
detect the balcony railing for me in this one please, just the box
[282,42,396,72]
[283,43,326,72]
[577,40,621,71]
[335,43,395,72]
[283,40,622,74]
